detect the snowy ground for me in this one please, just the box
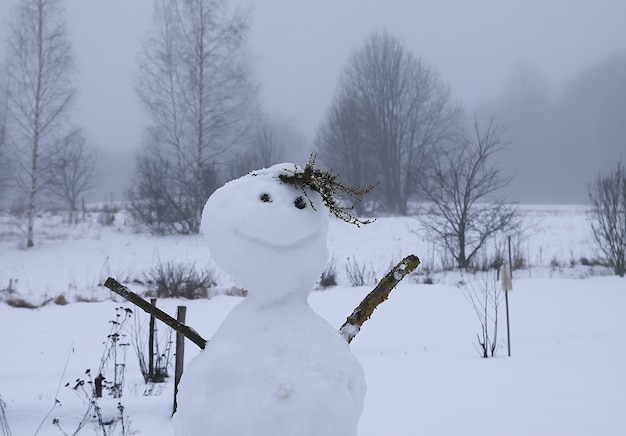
[1,205,625,435]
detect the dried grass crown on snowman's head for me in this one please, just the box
[272,154,378,227]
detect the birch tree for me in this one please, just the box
[3,0,76,246]
[130,0,255,234]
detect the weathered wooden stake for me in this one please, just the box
[173,306,187,415]
[148,298,156,381]
[94,373,105,398]
[103,278,207,349]
[506,235,513,357]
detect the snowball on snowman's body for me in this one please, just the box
[172,163,366,436]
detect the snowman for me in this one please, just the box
[172,162,367,436]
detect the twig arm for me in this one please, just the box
[339,254,420,343]
[105,253,419,349]
[103,277,207,350]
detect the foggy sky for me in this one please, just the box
[0,0,624,204]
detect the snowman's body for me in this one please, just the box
[172,164,366,436]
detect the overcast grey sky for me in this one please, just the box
[1,0,625,203]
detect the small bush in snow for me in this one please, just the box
[54,294,69,305]
[129,308,173,386]
[145,261,216,299]
[588,160,626,277]
[463,269,504,358]
[56,307,134,435]
[579,257,608,267]
[319,258,338,289]
[223,287,248,297]
[97,203,120,227]
[5,297,38,309]
[343,257,376,287]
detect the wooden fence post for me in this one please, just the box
[173,306,187,415]
[94,373,105,398]
[148,298,157,382]
[506,235,513,357]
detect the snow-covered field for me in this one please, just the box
[1,204,624,435]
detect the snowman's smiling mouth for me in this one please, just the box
[235,227,322,250]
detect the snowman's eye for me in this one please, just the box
[260,193,272,203]
[294,196,306,209]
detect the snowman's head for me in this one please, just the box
[201,163,329,301]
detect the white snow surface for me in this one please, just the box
[0,203,625,435]
[174,164,366,435]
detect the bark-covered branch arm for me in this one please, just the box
[339,254,420,343]
[103,277,207,350]
[105,254,419,349]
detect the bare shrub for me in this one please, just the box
[57,307,133,435]
[580,257,608,267]
[463,270,504,358]
[97,202,120,227]
[75,294,100,303]
[54,294,68,305]
[343,257,376,287]
[5,297,38,309]
[0,279,16,296]
[129,308,173,386]
[223,287,248,298]
[0,394,11,436]
[319,258,338,289]
[145,261,216,299]
[588,160,626,277]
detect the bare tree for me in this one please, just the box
[48,129,98,222]
[250,113,290,168]
[220,113,296,182]
[419,117,519,269]
[0,99,10,201]
[3,0,76,247]
[131,0,255,234]
[588,161,626,277]
[316,92,374,215]
[317,32,461,215]
[127,134,220,234]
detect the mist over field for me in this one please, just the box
[0,0,623,207]
[0,3,624,435]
